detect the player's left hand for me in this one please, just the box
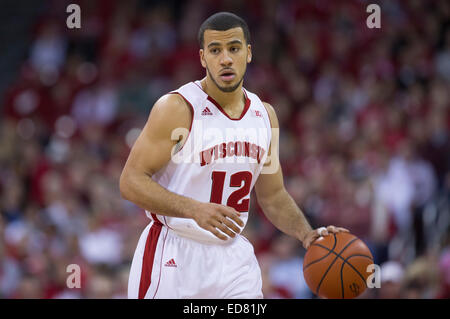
[302,225,349,250]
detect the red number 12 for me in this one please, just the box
[210,171,253,212]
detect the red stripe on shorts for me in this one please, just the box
[138,219,162,299]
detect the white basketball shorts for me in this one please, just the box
[128,219,263,299]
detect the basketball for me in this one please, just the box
[303,232,374,299]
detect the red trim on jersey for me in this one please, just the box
[138,221,162,299]
[193,81,251,121]
[150,212,172,230]
[168,92,194,153]
[150,213,163,227]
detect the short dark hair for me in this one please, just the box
[198,12,251,48]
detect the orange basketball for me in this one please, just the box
[303,232,374,299]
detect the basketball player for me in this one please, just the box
[120,12,348,299]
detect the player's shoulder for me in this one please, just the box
[154,93,189,111]
[147,93,192,130]
[151,93,191,118]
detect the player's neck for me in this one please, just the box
[201,77,245,111]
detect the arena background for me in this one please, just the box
[0,0,449,299]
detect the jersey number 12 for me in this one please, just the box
[210,171,252,212]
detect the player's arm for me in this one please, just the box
[119,94,243,240]
[254,102,348,249]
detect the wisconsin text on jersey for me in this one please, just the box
[200,141,266,166]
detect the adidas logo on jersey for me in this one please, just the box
[201,107,213,116]
[164,258,177,267]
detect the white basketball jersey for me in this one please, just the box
[146,80,272,244]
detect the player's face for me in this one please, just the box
[200,27,252,93]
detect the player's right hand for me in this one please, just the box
[191,202,244,240]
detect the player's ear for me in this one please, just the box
[199,49,206,68]
[247,44,252,63]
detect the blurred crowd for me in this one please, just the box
[0,0,449,299]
